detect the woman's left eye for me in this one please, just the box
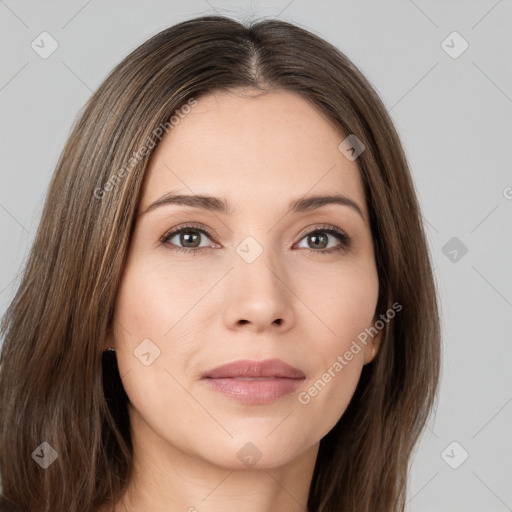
[295,226,351,254]
[160,224,351,255]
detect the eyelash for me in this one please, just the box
[160,223,351,256]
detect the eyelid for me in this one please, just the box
[160,223,218,245]
[295,223,346,242]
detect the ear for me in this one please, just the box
[103,328,116,352]
[362,319,384,365]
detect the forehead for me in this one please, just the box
[139,88,366,218]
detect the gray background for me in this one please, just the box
[1,0,511,510]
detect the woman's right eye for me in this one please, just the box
[161,225,216,254]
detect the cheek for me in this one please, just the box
[111,254,224,397]
[114,257,213,343]
[293,263,378,432]
[295,257,379,344]
[111,260,211,442]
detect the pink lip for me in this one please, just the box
[201,359,306,405]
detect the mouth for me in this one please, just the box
[201,358,306,379]
[201,359,306,405]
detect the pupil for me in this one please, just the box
[310,234,327,249]
[182,231,200,247]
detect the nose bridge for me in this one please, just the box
[235,234,288,298]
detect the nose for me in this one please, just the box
[222,249,295,333]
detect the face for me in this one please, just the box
[109,88,382,470]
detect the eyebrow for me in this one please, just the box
[142,191,365,220]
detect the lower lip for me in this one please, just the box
[203,377,304,405]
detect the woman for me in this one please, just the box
[0,14,440,512]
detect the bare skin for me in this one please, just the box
[101,88,382,512]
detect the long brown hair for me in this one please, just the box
[0,15,440,512]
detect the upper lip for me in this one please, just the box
[201,359,306,379]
